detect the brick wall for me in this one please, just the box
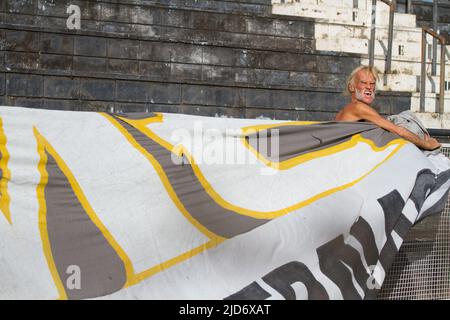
[0,0,411,120]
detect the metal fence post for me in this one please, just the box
[369,0,394,77]
[439,38,446,114]
[432,0,438,75]
[406,0,412,14]
[385,0,395,75]
[369,0,377,67]
[421,27,446,114]
[421,29,427,113]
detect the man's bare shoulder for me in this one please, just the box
[352,101,372,110]
[336,102,383,122]
[336,102,362,121]
[352,102,380,117]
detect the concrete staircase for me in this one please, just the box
[273,0,450,128]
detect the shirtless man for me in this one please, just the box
[335,65,440,150]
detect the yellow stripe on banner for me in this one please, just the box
[130,238,223,287]
[34,127,68,300]
[34,127,136,295]
[184,140,406,219]
[116,114,407,219]
[101,113,223,242]
[101,114,227,287]
[0,118,12,224]
[241,121,321,135]
[241,133,405,171]
[0,118,12,225]
[129,113,164,126]
[118,114,176,153]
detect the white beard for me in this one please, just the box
[355,89,375,102]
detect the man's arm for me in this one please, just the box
[354,103,440,150]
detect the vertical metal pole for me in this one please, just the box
[406,0,412,14]
[386,1,395,75]
[420,29,427,113]
[369,0,377,67]
[432,0,438,75]
[439,40,446,114]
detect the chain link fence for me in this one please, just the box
[378,143,450,300]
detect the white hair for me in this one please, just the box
[344,65,379,96]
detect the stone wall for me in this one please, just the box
[0,0,411,120]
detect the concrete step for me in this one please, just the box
[316,33,450,63]
[414,112,450,130]
[272,0,370,10]
[314,21,422,44]
[410,92,450,114]
[380,74,446,93]
[273,2,416,28]
[316,36,423,61]
[361,57,450,78]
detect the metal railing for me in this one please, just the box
[406,0,412,14]
[420,27,447,114]
[432,0,439,75]
[368,0,395,77]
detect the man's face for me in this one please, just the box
[352,70,376,105]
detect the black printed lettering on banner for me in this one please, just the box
[261,262,329,300]
[225,169,449,300]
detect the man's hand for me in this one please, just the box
[424,135,441,150]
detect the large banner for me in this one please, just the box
[1,106,449,300]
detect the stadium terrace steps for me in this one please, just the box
[0,0,412,121]
[313,22,422,43]
[381,74,446,93]
[273,0,450,128]
[273,1,417,28]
